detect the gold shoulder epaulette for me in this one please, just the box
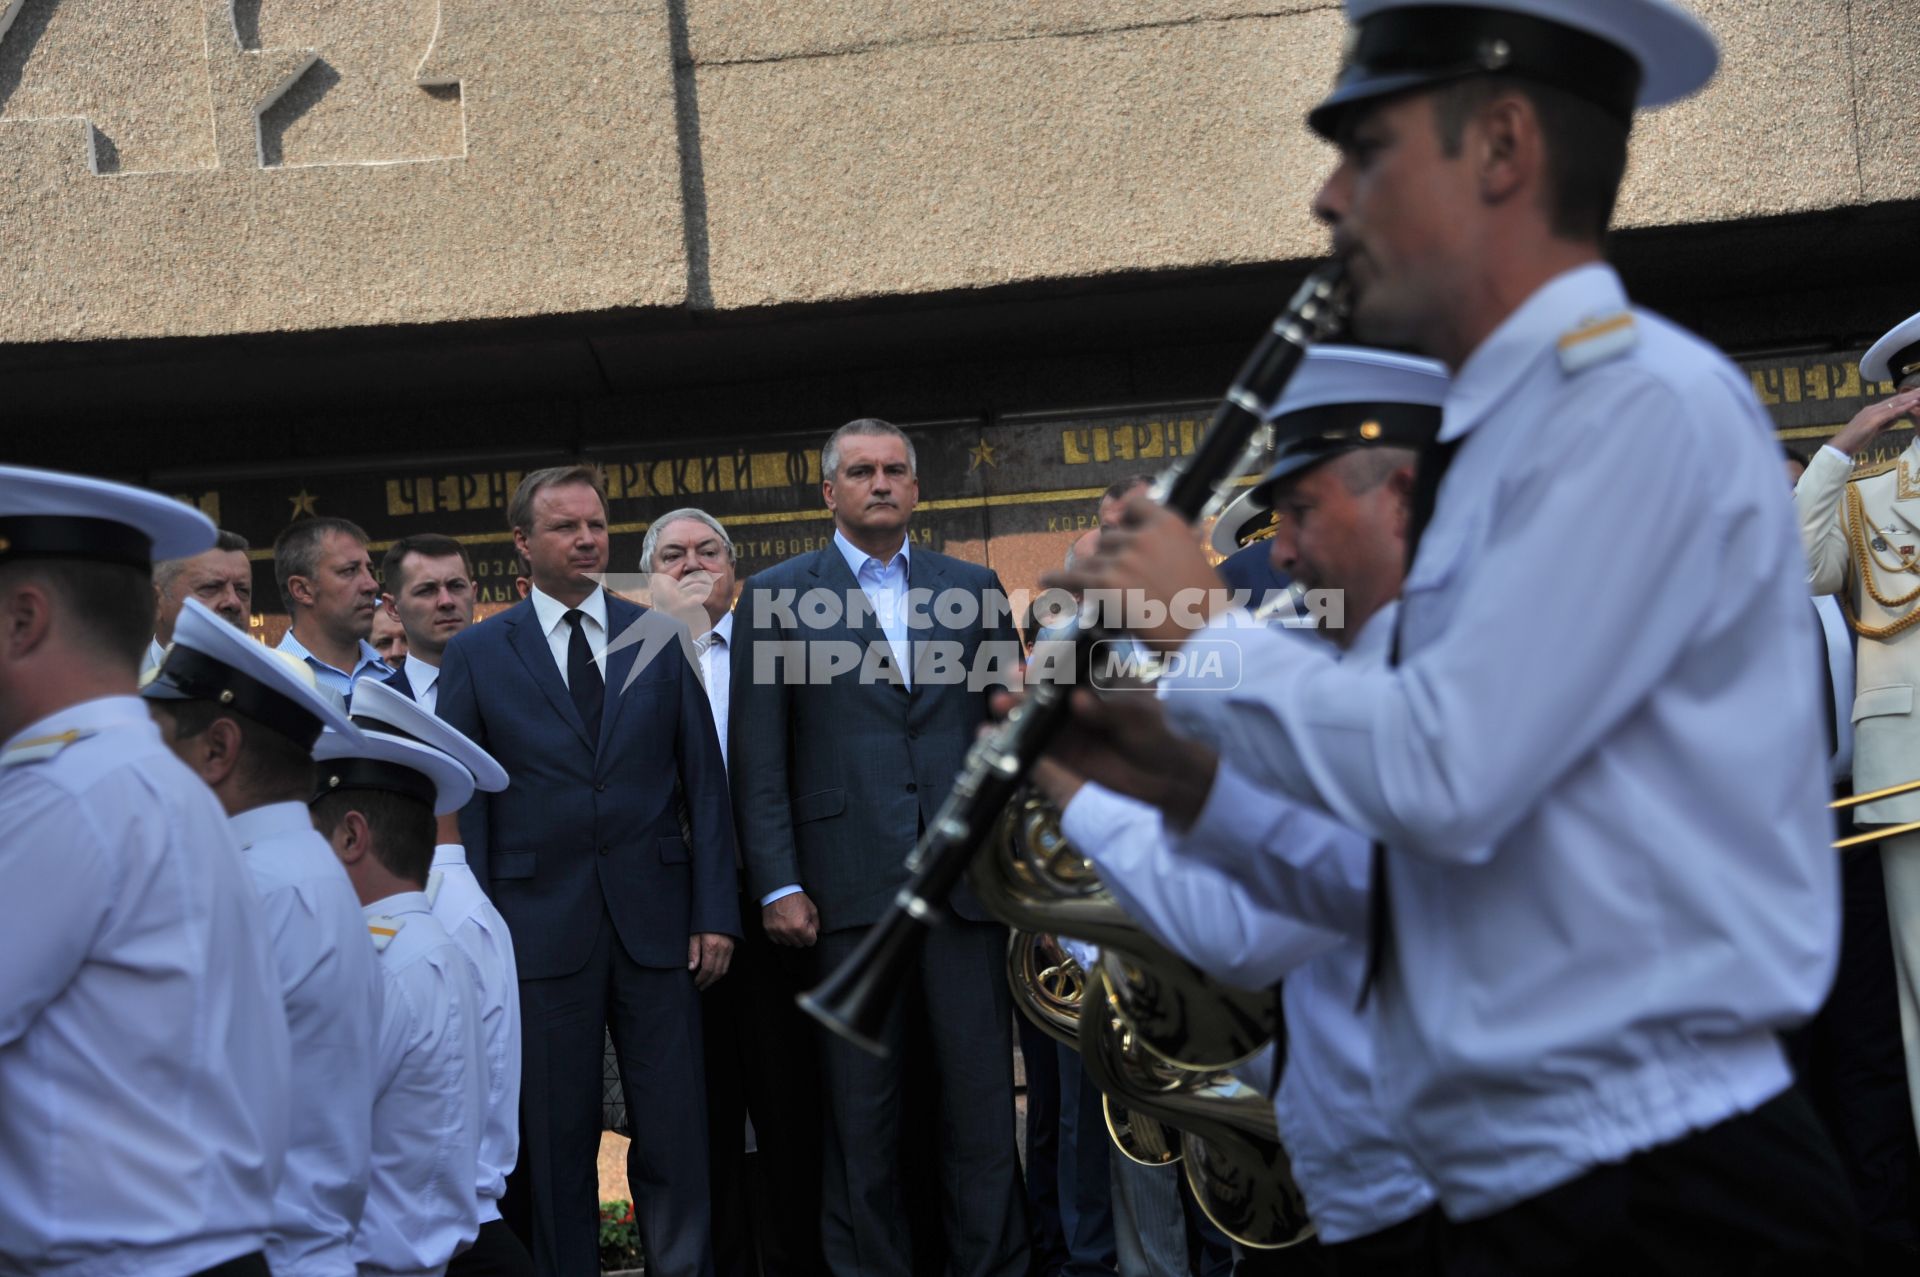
[1557,312,1638,375]
[0,728,93,769]
[1851,457,1898,481]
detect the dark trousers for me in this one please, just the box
[1443,1088,1860,1276]
[815,919,1030,1277]
[1056,1042,1118,1276]
[191,1254,270,1277]
[1017,1014,1069,1276]
[449,1219,538,1277]
[1784,839,1920,1263]
[703,891,826,1277]
[1321,1207,1446,1277]
[520,908,712,1277]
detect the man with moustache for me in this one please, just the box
[379,533,480,714]
[1057,1,1854,1269]
[438,465,740,1277]
[273,517,394,705]
[731,418,1029,1277]
[643,506,825,1277]
[145,528,254,675]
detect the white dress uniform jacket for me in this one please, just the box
[359,891,486,1277]
[426,845,522,1223]
[1161,264,1839,1220]
[0,697,292,1277]
[231,802,384,1277]
[1061,606,1437,1244]
[1797,437,1920,818]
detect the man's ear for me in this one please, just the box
[199,716,245,788]
[320,809,372,865]
[285,573,318,612]
[1388,464,1419,539]
[380,593,399,618]
[820,477,838,515]
[1474,91,1536,209]
[0,577,56,662]
[510,528,530,564]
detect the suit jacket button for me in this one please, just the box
[599,844,610,856]
[595,782,606,792]
[905,783,918,793]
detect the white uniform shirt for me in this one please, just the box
[0,697,291,1277]
[230,802,383,1277]
[1163,264,1838,1220]
[1061,608,1437,1244]
[277,630,395,707]
[404,656,442,715]
[426,846,522,1223]
[360,891,486,1276]
[1810,590,1854,783]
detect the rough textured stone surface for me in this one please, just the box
[697,13,1345,310]
[0,0,686,341]
[1855,0,1920,204]
[1619,0,1860,227]
[685,0,1333,65]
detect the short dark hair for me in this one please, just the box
[310,787,436,887]
[0,559,152,669]
[381,534,473,595]
[1101,475,1154,505]
[152,698,314,800]
[274,518,370,614]
[822,419,917,482]
[508,466,608,536]
[1432,77,1629,243]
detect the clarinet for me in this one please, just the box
[799,261,1352,1054]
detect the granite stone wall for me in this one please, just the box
[0,0,1912,342]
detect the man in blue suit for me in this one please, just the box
[730,419,1030,1277]
[438,464,741,1277]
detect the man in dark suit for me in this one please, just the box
[730,419,1030,1277]
[377,532,477,712]
[438,465,742,1277]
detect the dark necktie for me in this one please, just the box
[1359,434,1461,1009]
[565,609,604,744]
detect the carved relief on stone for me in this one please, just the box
[0,0,465,174]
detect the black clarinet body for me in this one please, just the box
[799,262,1352,1054]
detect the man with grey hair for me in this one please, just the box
[272,517,393,705]
[143,529,252,675]
[731,418,1028,1277]
[645,506,825,1277]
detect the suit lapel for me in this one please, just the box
[906,549,949,692]
[507,605,595,752]
[598,596,645,754]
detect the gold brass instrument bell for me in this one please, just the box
[983,790,1315,1249]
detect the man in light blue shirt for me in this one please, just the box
[273,516,394,705]
[1054,1,1857,1270]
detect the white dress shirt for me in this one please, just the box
[277,629,396,706]
[1811,592,1855,783]
[833,528,912,689]
[696,610,734,767]
[0,697,291,1277]
[1162,264,1839,1220]
[528,584,609,687]
[405,655,442,715]
[1060,606,1437,1244]
[231,802,383,1277]
[427,846,522,1224]
[360,891,486,1277]
[141,635,166,678]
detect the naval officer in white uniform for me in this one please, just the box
[310,679,505,1277]
[0,464,291,1277]
[347,679,535,1277]
[144,598,385,1277]
[1793,311,1920,1148]
[1055,1,1856,1269]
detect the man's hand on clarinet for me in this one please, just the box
[989,687,1220,831]
[1042,498,1229,652]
